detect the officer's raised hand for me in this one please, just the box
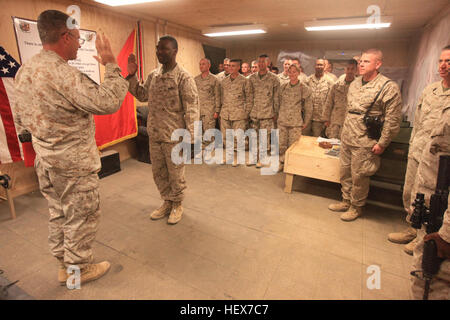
[93,32,116,65]
[127,53,138,76]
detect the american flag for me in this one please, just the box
[0,46,23,164]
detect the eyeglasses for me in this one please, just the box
[61,31,85,45]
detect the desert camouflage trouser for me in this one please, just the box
[201,114,217,148]
[279,125,302,163]
[339,142,381,207]
[402,157,419,221]
[303,120,325,137]
[150,141,186,203]
[325,124,342,139]
[249,118,274,161]
[35,158,100,269]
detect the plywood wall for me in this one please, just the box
[0,0,223,77]
[227,38,411,70]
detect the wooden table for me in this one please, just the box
[283,136,340,193]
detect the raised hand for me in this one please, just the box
[93,32,116,66]
[127,53,138,76]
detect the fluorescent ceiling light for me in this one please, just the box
[94,0,161,6]
[203,24,266,37]
[305,17,392,31]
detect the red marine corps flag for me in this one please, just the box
[94,23,143,149]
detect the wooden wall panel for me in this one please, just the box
[227,38,411,68]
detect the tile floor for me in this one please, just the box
[0,158,415,299]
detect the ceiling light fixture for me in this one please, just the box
[202,24,266,37]
[94,0,161,6]
[304,17,392,31]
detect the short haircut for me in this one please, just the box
[443,45,450,51]
[348,59,358,67]
[200,58,211,64]
[271,66,279,73]
[230,59,241,66]
[260,54,269,58]
[37,10,72,44]
[224,58,231,63]
[251,60,257,65]
[288,64,301,73]
[362,48,383,62]
[291,57,300,63]
[159,35,178,49]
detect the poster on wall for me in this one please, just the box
[12,16,100,84]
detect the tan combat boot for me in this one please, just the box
[388,227,417,244]
[340,205,362,222]
[404,238,419,256]
[328,199,351,212]
[150,200,172,220]
[64,261,111,288]
[80,261,111,285]
[57,258,68,286]
[168,202,183,224]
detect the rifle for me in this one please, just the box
[410,155,450,300]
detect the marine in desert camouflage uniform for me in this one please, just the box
[216,59,253,166]
[291,58,308,84]
[278,58,292,84]
[12,10,128,285]
[248,55,280,167]
[127,36,199,225]
[410,104,450,300]
[304,58,334,136]
[328,49,402,222]
[389,46,450,254]
[322,59,358,139]
[216,58,231,81]
[195,58,220,146]
[278,64,312,168]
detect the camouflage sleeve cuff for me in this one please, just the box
[105,63,122,76]
[377,138,390,148]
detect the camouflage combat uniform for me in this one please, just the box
[194,72,220,136]
[128,64,199,203]
[340,73,402,207]
[322,77,353,139]
[277,81,312,162]
[12,49,128,268]
[325,72,338,83]
[216,71,229,81]
[410,105,450,300]
[304,74,334,136]
[299,72,308,84]
[403,81,450,217]
[218,74,253,153]
[278,72,289,84]
[248,72,280,157]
